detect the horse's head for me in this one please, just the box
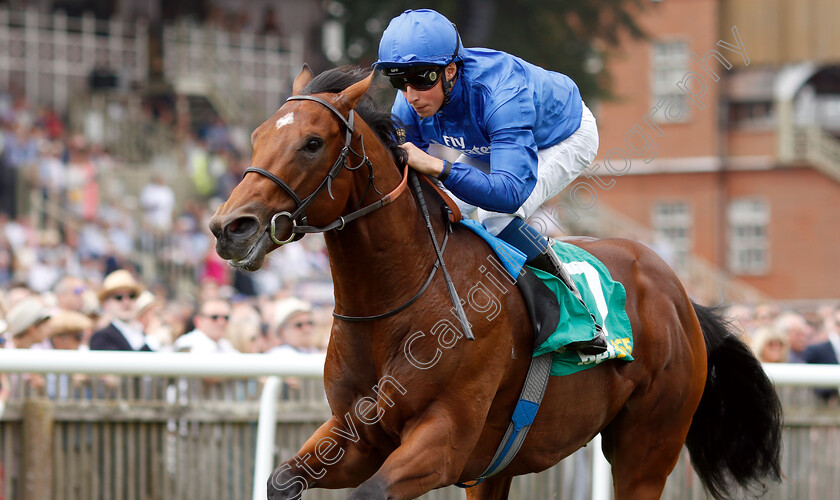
[209,66,386,271]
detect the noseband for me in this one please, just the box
[244,95,408,244]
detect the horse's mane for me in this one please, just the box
[303,65,408,168]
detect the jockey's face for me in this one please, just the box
[401,63,457,118]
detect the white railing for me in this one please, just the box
[591,362,840,500]
[162,20,304,127]
[2,351,838,500]
[0,7,147,112]
[0,349,325,500]
[791,125,840,183]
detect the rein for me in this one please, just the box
[245,93,441,322]
[244,95,409,245]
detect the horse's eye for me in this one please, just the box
[305,139,321,152]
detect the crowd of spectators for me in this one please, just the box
[0,267,333,403]
[0,87,331,294]
[0,88,335,404]
[728,302,840,402]
[2,88,839,407]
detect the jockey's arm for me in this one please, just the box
[393,85,540,214]
[439,88,540,213]
[438,126,538,213]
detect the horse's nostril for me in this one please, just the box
[208,217,223,239]
[225,217,259,237]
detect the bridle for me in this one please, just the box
[243,93,465,329]
[243,94,408,245]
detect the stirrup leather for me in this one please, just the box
[527,242,608,355]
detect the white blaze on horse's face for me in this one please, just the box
[275,112,295,130]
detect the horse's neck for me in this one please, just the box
[325,166,439,316]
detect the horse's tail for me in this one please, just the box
[685,302,783,499]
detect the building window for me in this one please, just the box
[651,201,692,271]
[652,40,689,122]
[728,198,770,275]
[728,101,775,128]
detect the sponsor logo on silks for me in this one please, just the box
[442,135,465,149]
[440,135,492,156]
[611,337,632,358]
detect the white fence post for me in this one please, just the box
[591,433,612,500]
[591,362,840,497]
[253,376,282,500]
[3,353,840,498]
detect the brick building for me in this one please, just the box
[571,0,840,301]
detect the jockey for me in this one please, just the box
[375,9,607,355]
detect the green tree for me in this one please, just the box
[336,0,646,103]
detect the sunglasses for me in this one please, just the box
[384,66,443,91]
[112,292,137,302]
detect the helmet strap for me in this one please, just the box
[441,23,460,108]
[442,76,453,106]
[441,65,457,107]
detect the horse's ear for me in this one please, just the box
[337,71,374,110]
[292,64,314,95]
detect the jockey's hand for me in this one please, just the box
[400,142,444,177]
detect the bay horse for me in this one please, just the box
[209,66,782,500]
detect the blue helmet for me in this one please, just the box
[375,9,463,69]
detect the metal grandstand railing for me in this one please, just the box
[162,20,304,129]
[67,91,179,164]
[0,7,147,113]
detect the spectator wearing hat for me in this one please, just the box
[90,270,155,351]
[136,290,177,351]
[44,310,92,399]
[47,310,91,351]
[268,297,319,355]
[173,298,237,353]
[3,296,51,349]
[2,296,51,395]
[267,297,322,398]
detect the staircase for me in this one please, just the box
[68,91,178,165]
[162,21,301,132]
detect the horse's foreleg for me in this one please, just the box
[346,406,482,500]
[267,415,387,500]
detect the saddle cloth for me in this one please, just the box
[458,221,634,376]
[531,240,634,376]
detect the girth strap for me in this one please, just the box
[456,352,553,487]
